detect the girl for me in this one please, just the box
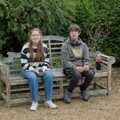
[21,28,57,111]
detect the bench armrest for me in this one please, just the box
[99,53,116,65]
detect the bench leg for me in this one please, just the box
[107,76,111,95]
[59,79,64,99]
[6,83,11,107]
[107,63,112,95]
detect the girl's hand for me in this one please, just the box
[42,66,48,72]
[33,69,40,75]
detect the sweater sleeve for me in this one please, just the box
[61,43,75,69]
[83,43,90,65]
[20,43,35,71]
[42,45,50,69]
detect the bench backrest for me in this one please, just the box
[2,35,115,75]
[43,35,65,67]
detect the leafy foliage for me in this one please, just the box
[0,0,74,52]
[75,0,120,64]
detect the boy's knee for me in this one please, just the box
[87,71,95,79]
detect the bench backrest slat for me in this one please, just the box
[43,35,65,67]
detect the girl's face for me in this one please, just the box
[30,30,42,44]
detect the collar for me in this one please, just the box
[68,38,83,46]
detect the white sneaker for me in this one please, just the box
[30,102,38,111]
[45,100,57,109]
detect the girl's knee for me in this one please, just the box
[44,70,53,76]
[43,70,53,79]
[23,71,37,80]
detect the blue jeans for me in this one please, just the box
[21,70,53,102]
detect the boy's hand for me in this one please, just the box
[84,65,89,71]
[76,66,85,72]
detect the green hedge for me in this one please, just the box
[0,0,74,52]
[75,0,120,65]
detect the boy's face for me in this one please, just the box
[69,30,80,41]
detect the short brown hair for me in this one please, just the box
[68,24,81,33]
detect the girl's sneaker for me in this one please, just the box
[45,100,57,109]
[30,102,38,111]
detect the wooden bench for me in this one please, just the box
[0,35,115,106]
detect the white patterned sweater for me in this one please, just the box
[20,42,50,72]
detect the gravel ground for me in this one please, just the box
[0,71,120,120]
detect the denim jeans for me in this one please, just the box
[21,69,53,102]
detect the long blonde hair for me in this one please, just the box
[28,28,45,62]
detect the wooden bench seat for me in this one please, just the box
[0,35,115,106]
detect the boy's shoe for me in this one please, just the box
[30,102,38,111]
[45,100,57,109]
[64,89,72,104]
[80,90,90,101]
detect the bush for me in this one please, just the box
[75,0,120,65]
[0,0,75,53]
